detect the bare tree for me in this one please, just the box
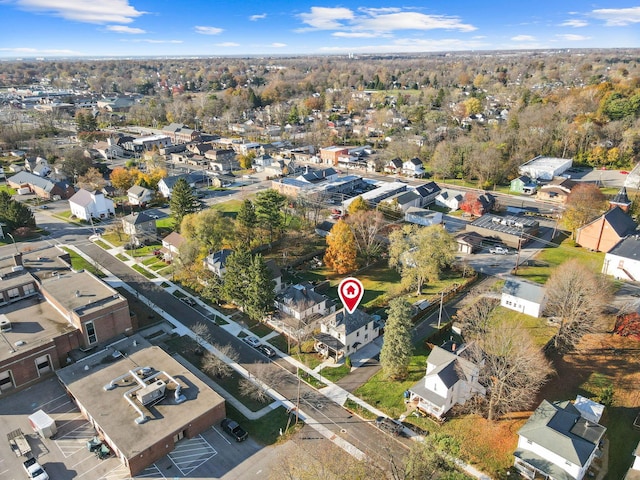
[543,259,611,353]
[190,321,210,354]
[240,362,288,403]
[346,210,386,262]
[201,344,238,378]
[456,297,500,339]
[468,319,553,421]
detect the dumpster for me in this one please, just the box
[28,410,57,438]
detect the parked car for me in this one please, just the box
[375,416,403,436]
[257,344,276,358]
[220,418,248,442]
[242,336,260,348]
[489,246,509,255]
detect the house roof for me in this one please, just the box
[326,308,373,335]
[610,186,632,206]
[69,188,96,207]
[313,332,345,352]
[518,400,606,467]
[128,185,152,197]
[123,212,154,225]
[277,282,326,309]
[502,276,546,304]
[408,377,447,409]
[162,231,186,248]
[406,157,423,166]
[455,231,484,246]
[607,233,640,261]
[392,190,420,205]
[437,189,465,201]
[426,344,478,386]
[603,206,636,236]
[405,206,441,220]
[512,175,534,185]
[8,171,60,193]
[513,449,575,480]
[206,249,234,270]
[160,174,197,189]
[388,158,402,168]
[414,182,441,198]
[264,259,282,280]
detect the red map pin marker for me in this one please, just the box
[338,277,364,314]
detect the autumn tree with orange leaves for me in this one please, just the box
[323,220,358,274]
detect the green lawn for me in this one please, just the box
[298,370,326,389]
[94,239,111,250]
[224,403,302,445]
[115,253,128,261]
[131,264,156,278]
[319,364,351,383]
[491,306,557,348]
[155,217,174,229]
[0,184,17,195]
[515,233,605,284]
[61,248,105,277]
[209,199,244,218]
[353,350,429,418]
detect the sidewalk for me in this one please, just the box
[73,238,492,479]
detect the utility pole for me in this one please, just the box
[514,228,523,274]
[437,291,444,329]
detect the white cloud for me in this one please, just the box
[559,19,588,27]
[332,32,388,38]
[319,37,488,53]
[298,7,476,34]
[298,7,354,30]
[10,0,145,23]
[556,34,590,41]
[194,25,223,35]
[511,35,536,41]
[590,6,640,26]
[106,25,145,34]
[271,43,286,48]
[0,46,81,55]
[250,13,266,21]
[354,12,476,33]
[125,39,183,44]
[215,42,240,47]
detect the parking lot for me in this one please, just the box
[0,377,263,479]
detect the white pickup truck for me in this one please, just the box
[489,246,509,255]
[23,457,49,480]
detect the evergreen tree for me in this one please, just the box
[254,189,286,243]
[169,177,198,231]
[236,199,257,246]
[222,249,252,309]
[0,191,35,231]
[245,254,275,322]
[323,220,358,274]
[379,298,413,380]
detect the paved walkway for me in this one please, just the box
[69,238,492,479]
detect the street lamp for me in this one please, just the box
[6,233,18,254]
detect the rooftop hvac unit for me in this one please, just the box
[0,318,11,332]
[137,380,166,406]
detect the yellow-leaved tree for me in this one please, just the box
[323,220,358,274]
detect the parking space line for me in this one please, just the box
[212,426,231,444]
[167,435,217,476]
[130,463,165,479]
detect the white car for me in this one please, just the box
[490,246,509,255]
[242,336,261,347]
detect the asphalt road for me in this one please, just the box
[76,242,412,467]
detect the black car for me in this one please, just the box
[257,344,276,358]
[375,416,403,436]
[221,418,248,442]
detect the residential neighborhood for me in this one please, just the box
[0,47,639,480]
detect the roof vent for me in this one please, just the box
[14,340,25,347]
[0,318,11,332]
[75,290,81,297]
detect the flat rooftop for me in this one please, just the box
[470,214,539,235]
[36,267,124,317]
[522,156,571,168]
[57,334,225,459]
[0,296,76,363]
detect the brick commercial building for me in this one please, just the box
[57,335,226,476]
[0,248,135,394]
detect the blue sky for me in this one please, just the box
[0,1,639,58]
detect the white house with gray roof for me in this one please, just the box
[315,308,379,360]
[408,342,485,419]
[514,399,606,480]
[435,189,465,211]
[68,189,114,221]
[501,277,547,318]
[603,234,640,282]
[127,185,154,206]
[275,282,335,322]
